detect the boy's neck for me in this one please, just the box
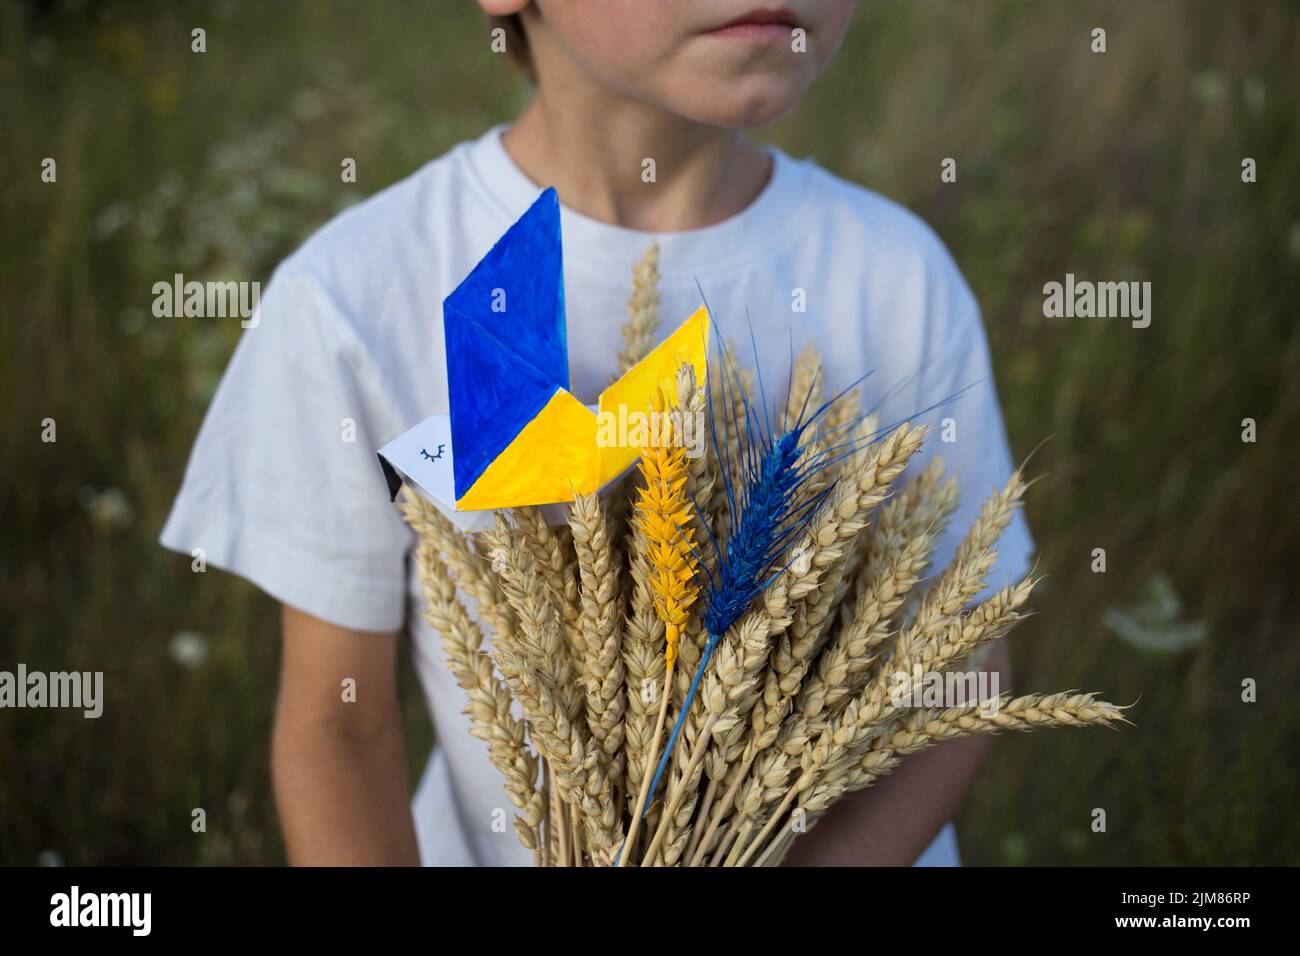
[502,92,772,234]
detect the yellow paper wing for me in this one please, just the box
[456,387,600,509]
[596,304,710,485]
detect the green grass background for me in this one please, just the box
[2,0,1297,865]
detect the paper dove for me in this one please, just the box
[379,188,709,515]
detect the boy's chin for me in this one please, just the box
[665,79,809,130]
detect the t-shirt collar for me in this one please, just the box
[465,124,810,277]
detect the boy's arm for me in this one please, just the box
[271,605,420,866]
[780,638,1010,866]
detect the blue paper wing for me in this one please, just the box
[442,188,569,499]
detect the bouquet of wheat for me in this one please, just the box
[398,246,1123,867]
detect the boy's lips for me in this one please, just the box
[702,7,803,41]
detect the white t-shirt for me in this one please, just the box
[160,125,1032,867]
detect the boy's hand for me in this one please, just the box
[271,605,420,866]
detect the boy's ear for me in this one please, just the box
[477,0,529,15]
[481,3,534,81]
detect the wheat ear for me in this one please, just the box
[686,424,925,863]
[804,459,960,730]
[487,521,624,862]
[731,574,1036,866]
[783,344,825,428]
[516,506,582,661]
[751,423,926,740]
[568,493,627,795]
[408,528,545,859]
[616,241,661,376]
[748,693,1126,866]
[708,343,755,541]
[620,517,665,823]
[893,468,1029,673]
[620,383,702,864]
[399,492,517,640]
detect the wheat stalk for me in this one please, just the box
[687,423,925,862]
[568,493,627,796]
[516,506,582,660]
[746,693,1126,866]
[400,492,517,640]
[616,242,661,376]
[730,572,1036,865]
[621,383,701,864]
[406,522,545,859]
[805,459,959,727]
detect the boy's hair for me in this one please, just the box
[491,13,533,79]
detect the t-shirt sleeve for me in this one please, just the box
[910,271,1036,600]
[159,266,412,632]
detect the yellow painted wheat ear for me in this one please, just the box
[636,384,700,667]
[619,381,701,863]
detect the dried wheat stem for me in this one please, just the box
[723,819,756,866]
[568,493,627,793]
[709,344,754,541]
[621,522,665,815]
[783,344,825,429]
[399,492,516,639]
[486,521,624,862]
[706,815,742,867]
[689,741,789,866]
[652,637,732,865]
[724,572,1030,867]
[618,655,674,866]
[548,764,564,868]
[802,461,959,729]
[755,823,800,867]
[895,468,1027,670]
[750,424,926,740]
[552,767,569,867]
[650,624,716,862]
[408,533,544,856]
[639,713,717,865]
[746,692,1125,866]
[616,242,661,376]
[691,424,926,854]
[516,506,582,660]
[570,803,583,865]
[684,776,719,863]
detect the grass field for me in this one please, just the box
[2,0,1297,865]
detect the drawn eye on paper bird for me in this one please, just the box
[379,188,709,518]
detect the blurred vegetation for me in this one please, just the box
[1,0,1297,865]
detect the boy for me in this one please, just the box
[161,0,1032,866]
